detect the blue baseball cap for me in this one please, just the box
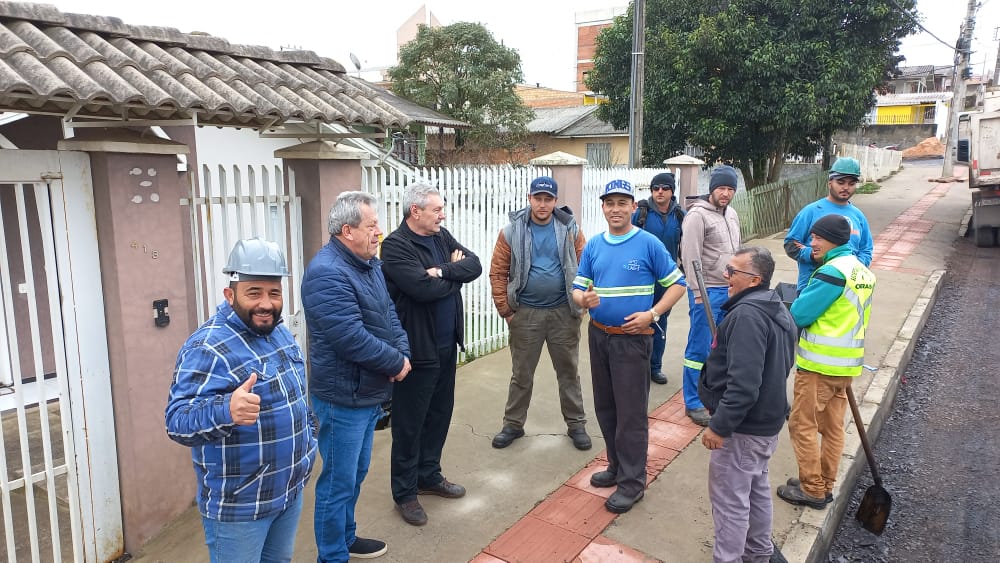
[530,176,558,197]
[601,179,634,200]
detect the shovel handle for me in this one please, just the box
[846,386,884,487]
[691,260,718,339]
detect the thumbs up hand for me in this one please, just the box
[577,282,600,309]
[230,373,261,426]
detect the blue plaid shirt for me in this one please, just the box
[166,301,317,521]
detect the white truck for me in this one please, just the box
[965,88,1000,247]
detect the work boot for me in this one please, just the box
[491,426,525,449]
[348,537,388,559]
[777,483,828,510]
[605,488,644,514]
[395,499,427,526]
[786,478,833,504]
[651,371,668,385]
[418,478,466,498]
[686,407,711,426]
[567,428,592,450]
[589,469,617,488]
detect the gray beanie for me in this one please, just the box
[709,165,739,192]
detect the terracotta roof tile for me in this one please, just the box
[0,2,467,129]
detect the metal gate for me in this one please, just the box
[0,150,122,562]
[185,162,305,342]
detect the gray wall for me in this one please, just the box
[835,124,937,151]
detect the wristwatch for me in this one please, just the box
[648,308,660,322]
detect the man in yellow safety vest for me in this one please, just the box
[778,214,876,510]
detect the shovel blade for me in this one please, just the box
[855,484,892,535]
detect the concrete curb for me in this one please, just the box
[781,270,946,563]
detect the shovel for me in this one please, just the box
[846,386,892,535]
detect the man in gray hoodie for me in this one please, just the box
[699,247,797,563]
[679,165,742,426]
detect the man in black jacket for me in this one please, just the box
[698,247,797,563]
[380,182,483,526]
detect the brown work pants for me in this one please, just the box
[788,368,854,499]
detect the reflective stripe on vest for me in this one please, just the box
[796,255,875,377]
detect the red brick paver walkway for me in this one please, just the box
[472,393,702,563]
[870,183,951,272]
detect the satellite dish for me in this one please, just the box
[349,53,362,72]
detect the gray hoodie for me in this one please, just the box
[680,196,741,292]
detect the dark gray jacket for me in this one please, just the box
[698,285,797,437]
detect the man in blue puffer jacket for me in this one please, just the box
[302,192,411,563]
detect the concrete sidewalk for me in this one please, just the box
[134,161,970,562]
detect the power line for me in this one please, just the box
[890,0,974,54]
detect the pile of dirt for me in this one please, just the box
[901,137,945,159]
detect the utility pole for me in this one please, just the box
[943,0,977,177]
[628,0,646,167]
[992,27,1000,86]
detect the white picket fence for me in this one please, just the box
[836,143,903,182]
[362,164,679,360]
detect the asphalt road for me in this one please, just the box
[827,234,1000,562]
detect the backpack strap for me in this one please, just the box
[636,199,650,228]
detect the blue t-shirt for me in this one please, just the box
[519,220,567,308]
[785,200,873,291]
[573,227,686,326]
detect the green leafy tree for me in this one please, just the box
[389,22,533,162]
[587,0,917,186]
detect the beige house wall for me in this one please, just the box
[528,135,629,166]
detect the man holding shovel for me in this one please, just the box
[778,215,876,510]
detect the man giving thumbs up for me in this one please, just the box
[167,238,317,563]
[572,179,687,515]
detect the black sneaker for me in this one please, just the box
[567,428,592,450]
[785,478,833,504]
[349,537,387,559]
[686,407,711,426]
[776,483,828,510]
[651,371,668,385]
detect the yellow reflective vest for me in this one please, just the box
[796,255,876,377]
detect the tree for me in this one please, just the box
[389,22,534,163]
[587,0,918,186]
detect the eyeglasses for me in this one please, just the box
[651,185,673,192]
[724,264,759,278]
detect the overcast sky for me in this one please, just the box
[51,0,1000,91]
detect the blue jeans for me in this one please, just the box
[201,492,303,563]
[312,396,384,563]
[682,287,728,409]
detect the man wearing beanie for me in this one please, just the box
[678,165,742,426]
[784,157,873,292]
[778,214,876,510]
[489,176,591,451]
[632,172,686,385]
